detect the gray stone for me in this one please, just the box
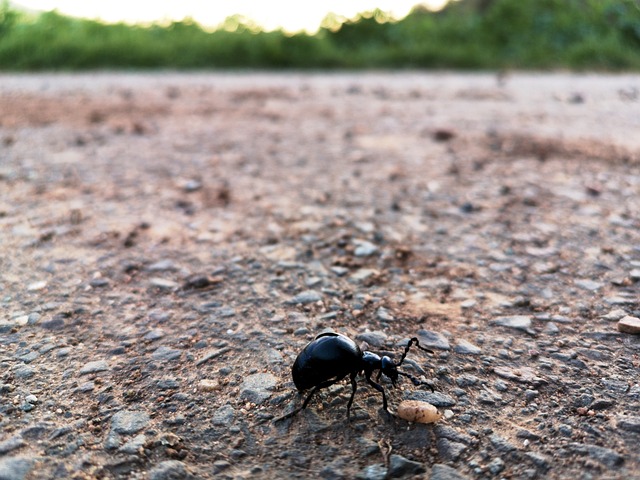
[575,279,603,291]
[516,428,540,441]
[89,278,109,288]
[143,329,165,341]
[147,260,178,272]
[149,460,196,480]
[286,290,322,305]
[12,366,34,379]
[356,331,387,348]
[602,309,628,321]
[350,269,379,283]
[79,360,109,375]
[119,434,147,454]
[455,374,480,387]
[240,373,277,404]
[417,330,450,350]
[453,339,481,355]
[78,381,95,393]
[149,278,179,290]
[487,457,505,475]
[104,432,122,450]
[406,391,457,408]
[212,460,231,474]
[388,454,425,478]
[356,464,387,480]
[353,240,379,257]
[212,404,236,426]
[0,457,33,480]
[376,307,394,322]
[605,296,636,306]
[0,436,25,455]
[436,438,467,461]
[156,379,180,390]
[460,299,476,309]
[617,416,640,433]
[434,425,474,445]
[558,424,573,437]
[493,315,533,333]
[430,464,470,480]
[331,266,349,277]
[569,443,624,468]
[16,351,39,364]
[152,346,182,361]
[525,451,551,472]
[490,434,517,454]
[111,410,150,434]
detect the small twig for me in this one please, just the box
[378,438,392,471]
[195,346,231,366]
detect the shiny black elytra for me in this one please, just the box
[274,332,434,422]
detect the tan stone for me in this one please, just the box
[618,316,640,334]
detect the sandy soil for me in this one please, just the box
[1,72,640,479]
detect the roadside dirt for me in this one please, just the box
[1,72,640,480]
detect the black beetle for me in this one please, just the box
[274,332,434,422]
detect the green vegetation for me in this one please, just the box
[1,0,639,70]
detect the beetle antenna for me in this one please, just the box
[396,337,434,367]
[397,371,435,392]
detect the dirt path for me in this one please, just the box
[1,72,640,479]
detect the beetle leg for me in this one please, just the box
[346,373,358,419]
[365,373,389,413]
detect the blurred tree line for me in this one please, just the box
[0,0,639,70]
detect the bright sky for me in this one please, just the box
[15,1,449,32]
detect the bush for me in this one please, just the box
[0,0,639,70]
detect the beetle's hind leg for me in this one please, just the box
[274,378,341,423]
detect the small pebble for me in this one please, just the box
[198,379,219,392]
[27,281,47,291]
[149,278,179,289]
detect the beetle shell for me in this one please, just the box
[396,400,442,423]
[292,333,362,391]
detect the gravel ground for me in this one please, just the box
[1,72,640,480]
